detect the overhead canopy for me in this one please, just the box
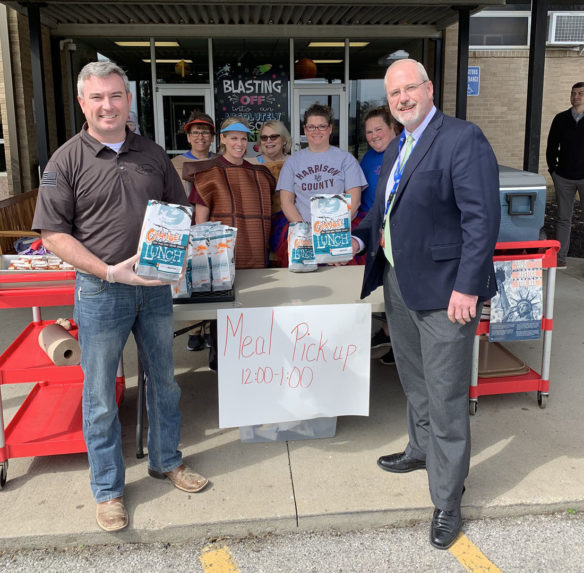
[2,1,507,37]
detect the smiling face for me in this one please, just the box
[77,73,132,143]
[571,85,584,113]
[188,126,213,157]
[220,131,248,164]
[385,61,433,133]
[304,115,332,152]
[365,116,396,153]
[259,126,285,161]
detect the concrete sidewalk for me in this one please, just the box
[1,259,583,550]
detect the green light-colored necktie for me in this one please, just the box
[384,134,414,266]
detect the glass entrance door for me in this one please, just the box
[292,86,347,152]
[154,85,213,158]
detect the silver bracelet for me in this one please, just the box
[106,265,116,283]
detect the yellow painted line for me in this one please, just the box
[449,533,503,573]
[199,545,241,573]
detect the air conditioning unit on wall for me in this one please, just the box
[548,12,584,45]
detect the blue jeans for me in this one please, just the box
[74,272,182,503]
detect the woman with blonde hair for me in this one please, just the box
[249,120,292,267]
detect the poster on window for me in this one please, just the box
[489,259,543,342]
[215,62,288,154]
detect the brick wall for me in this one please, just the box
[444,23,584,194]
[0,8,57,197]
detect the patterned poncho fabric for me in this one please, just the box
[183,157,275,269]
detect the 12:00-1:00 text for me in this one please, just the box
[241,366,314,389]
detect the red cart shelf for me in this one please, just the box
[3,379,125,459]
[0,320,82,384]
[469,240,560,415]
[0,271,125,488]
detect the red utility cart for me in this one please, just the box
[469,240,560,415]
[0,271,125,488]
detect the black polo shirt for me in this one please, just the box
[33,125,188,265]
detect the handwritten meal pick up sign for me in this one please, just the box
[217,304,371,428]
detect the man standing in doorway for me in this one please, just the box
[546,82,584,269]
[32,61,208,533]
[352,59,500,549]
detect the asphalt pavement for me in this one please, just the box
[0,258,583,555]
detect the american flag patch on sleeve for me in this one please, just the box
[41,171,57,186]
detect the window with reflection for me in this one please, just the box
[154,38,210,84]
[68,38,154,138]
[348,39,424,160]
[293,40,346,85]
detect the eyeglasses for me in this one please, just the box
[188,130,211,137]
[305,124,330,132]
[260,134,281,142]
[387,80,428,101]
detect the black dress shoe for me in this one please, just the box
[430,507,462,550]
[377,452,426,473]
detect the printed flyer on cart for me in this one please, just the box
[489,259,543,342]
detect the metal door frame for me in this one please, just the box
[291,85,348,152]
[154,84,214,152]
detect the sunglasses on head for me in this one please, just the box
[260,134,281,142]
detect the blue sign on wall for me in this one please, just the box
[468,66,480,96]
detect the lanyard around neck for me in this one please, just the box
[383,132,413,219]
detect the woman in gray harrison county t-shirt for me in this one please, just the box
[277,104,367,224]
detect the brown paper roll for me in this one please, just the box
[38,324,81,366]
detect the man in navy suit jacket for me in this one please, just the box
[352,59,500,550]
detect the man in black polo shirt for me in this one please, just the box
[546,82,584,269]
[33,61,208,532]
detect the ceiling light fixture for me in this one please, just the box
[116,41,180,47]
[308,41,369,48]
[377,49,410,66]
[142,59,193,64]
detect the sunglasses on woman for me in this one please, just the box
[260,134,281,142]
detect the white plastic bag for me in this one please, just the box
[288,221,317,272]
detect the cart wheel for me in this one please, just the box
[469,400,478,416]
[0,462,7,489]
[537,392,548,409]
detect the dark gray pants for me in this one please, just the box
[383,264,480,511]
[552,172,584,261]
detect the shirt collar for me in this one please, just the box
[572,107,584,122]
[405,105,437,141]
[80,123,140,155]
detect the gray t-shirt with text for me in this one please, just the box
[276,146,367,222]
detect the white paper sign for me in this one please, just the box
[217,304,371,428]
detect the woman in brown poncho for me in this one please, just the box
[182,116,275,269]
